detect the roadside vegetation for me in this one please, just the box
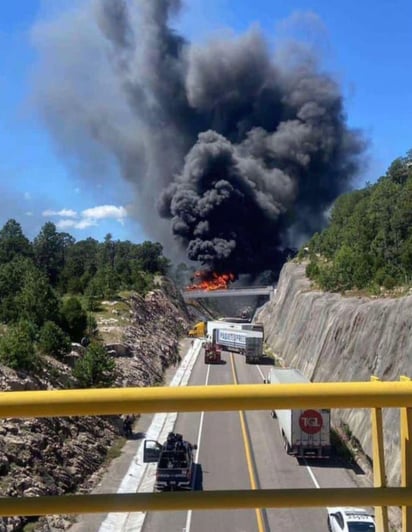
[299,149,412,295]
[0,220,170,385]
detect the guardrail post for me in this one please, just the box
[400,375,412,532]
[370,376,389,531]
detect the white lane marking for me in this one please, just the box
[255,365,321,490]
[98,340,202,532]
[304,459,320,488]
[183,363,211,532]
[255,365,265,381]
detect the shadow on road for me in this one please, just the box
[258,356,275,366]
[296,455,365,474]
[192,463,203,491]
[128,431,146,441]
[245,356,275,365]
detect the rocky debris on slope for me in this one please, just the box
[0,361,120,532]
[0,280,190,531]
[114,287,189,387]
[256,261,410,525]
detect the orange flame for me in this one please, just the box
[186,271,235,291]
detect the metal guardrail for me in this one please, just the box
[1,380,412,531]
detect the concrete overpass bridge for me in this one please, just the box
[181,286,274,300]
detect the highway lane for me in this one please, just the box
[185,353,261,532]
[143,349,259,532]
[142,347,368,532]
[235,356,327,531]
[236,355,370,531]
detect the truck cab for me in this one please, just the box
[188,321,206,337]
[143,432,197,491]
[204,342,221,364]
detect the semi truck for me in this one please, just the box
[188,319,264,339]
[143,432,197,491]
[212,328,264,363]
[265,368,331,458]
[188,320,243,338]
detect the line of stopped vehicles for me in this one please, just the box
[141,317,376,530]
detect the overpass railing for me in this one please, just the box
[1,379,412,531]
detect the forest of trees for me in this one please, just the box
[0,220,170,382]
[302,150,412,293]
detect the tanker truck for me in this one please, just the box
[265,368,331,458]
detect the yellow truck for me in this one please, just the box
[188,321,206,337]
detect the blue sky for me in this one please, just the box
[1,0,411,245]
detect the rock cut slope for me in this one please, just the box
[256,261,412,487]
[0,277,190,531]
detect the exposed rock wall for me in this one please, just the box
[0,280,190,531]
[256,261,412,487]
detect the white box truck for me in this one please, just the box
[266,368,331,458]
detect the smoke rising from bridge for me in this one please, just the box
[32,0,366,279]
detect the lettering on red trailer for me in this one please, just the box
[299,409,323,434]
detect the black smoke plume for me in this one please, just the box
[32,0,365,278]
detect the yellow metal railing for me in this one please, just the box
[1,380,412,529]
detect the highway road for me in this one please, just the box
[141,347,365,532]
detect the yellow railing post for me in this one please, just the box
[370,376,389,531]
[400,375,412,532]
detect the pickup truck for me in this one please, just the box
[143,432,197,491]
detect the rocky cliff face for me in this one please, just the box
[256,261,412,488]
[0,278,190,531]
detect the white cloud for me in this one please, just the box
[82,205,128,223]
[55,219,76,229]
[56,218,98,230]
[46,205,128,231]
[43,208,78,218]
[75,218,98,229]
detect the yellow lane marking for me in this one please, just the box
[230,353,265,532]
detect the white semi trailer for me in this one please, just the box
[213,328,263,363]
[266,368,331,458]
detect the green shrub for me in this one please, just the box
[306,261,319,279]
[86,314,98,337]
[0,320,39,371]
[38,321,71,359]
[61,297,87,342]
[383,276,396,290]
[73,342,116,388]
